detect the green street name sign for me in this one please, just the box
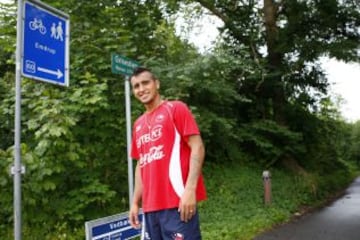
[111,53,139,76]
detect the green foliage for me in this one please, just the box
[0,0,359,239]
[200,162,354,240]
[149,52,249,162]
[349,121,360,166]
[288,106,352,174]
[183,0,360,168]
[0,0,199,237]
[240,119,304,167]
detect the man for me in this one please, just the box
[128,67,207,240]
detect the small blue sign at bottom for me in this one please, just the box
[85,211,143,240]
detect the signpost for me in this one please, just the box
[84,53,143,240]
[85,211,143,240]
[111,53,139,207]
[14,1,69,239]
[22,0,70,86]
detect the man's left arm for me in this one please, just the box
[179,134,205,222]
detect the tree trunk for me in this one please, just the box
[263,0,286,124]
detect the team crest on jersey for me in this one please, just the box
[173,233,184,240]
[154,114,165,123]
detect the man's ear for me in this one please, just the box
[156,79,160,89]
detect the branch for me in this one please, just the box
[195,0,230,23]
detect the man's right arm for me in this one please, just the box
[129,161,142,229]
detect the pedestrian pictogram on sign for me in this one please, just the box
[22,0,70,86]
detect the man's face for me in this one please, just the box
[130,71,159,104]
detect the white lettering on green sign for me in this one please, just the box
[111,53,139,76]
[114,55,138,69]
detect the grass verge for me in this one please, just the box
[199,161,355,240]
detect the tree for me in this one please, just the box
[163,0,360,167]
[184,0,360,122]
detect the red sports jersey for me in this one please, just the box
[131,101,207,212]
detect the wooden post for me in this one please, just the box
[263,170,271,205]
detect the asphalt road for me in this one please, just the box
[254,177,360,240]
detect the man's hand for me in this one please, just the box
[178,188,197,222]
[129,203,141,229]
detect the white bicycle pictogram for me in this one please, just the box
[29,18,46,35]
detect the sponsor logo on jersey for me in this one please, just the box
[136,125,163,148]
[139,145,165,166]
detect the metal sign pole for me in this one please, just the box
[14,0,24,239]
[125,76,134,208]
[111,53,138,208]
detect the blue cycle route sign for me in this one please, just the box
[22,0,70,86]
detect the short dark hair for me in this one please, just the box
[131,67,157,80]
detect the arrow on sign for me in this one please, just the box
[37,67,63,79]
